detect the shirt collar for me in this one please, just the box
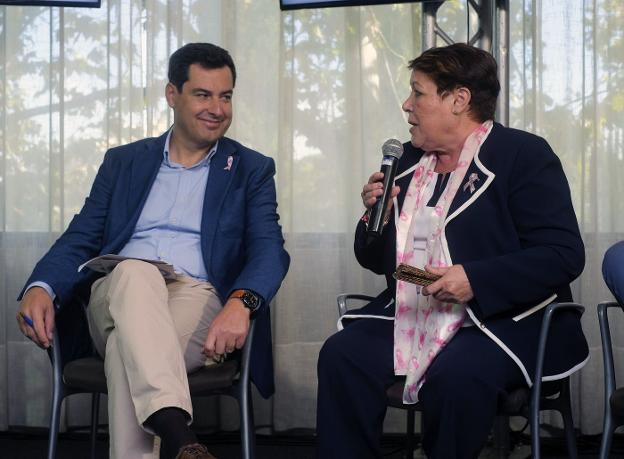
[163,128,218,169]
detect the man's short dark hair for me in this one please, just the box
[168,43,237,92]
[408,43,500,122]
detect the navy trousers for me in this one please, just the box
[603,240,624,304]
[316,318,525,459]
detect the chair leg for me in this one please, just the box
[47,385,65,459]
[530,398,541,459]
[492,414,510,459]
[558,397,578,458]
[405,409,415,459]
[239,386,256,459]
[599,416,615,459]
[90,393,100,459]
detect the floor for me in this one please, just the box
[0,429,619,458]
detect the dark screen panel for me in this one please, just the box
[0,0,101,7]
[280,0,423,10]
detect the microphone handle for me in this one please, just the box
[367,156,399,240]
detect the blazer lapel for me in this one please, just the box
[104,132,165,252]
[446,150,495,225]
[127,133,166,216]
[201,138,239,263]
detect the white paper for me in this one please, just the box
[78,254,177,280]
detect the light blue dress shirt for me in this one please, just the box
[118,130,217,281]
[29,130,217,300]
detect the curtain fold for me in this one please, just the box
[1,0,622,436]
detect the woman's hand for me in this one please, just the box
[422,265,474,304]
[361,172,400,217]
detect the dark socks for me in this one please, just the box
[144,407,197,459]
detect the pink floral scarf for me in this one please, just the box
[394,120,493,403]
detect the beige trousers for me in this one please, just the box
[86,260,222,459]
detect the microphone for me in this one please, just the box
[366,139,404,243]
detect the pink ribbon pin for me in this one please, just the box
[224,155,233,171]
[463,172,480,193]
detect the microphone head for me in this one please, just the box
[382,139,403,159]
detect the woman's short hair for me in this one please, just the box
[408,43,500,122]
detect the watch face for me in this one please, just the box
[242,291,260,311]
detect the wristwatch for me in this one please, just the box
[230,289,262,315]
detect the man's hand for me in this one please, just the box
[361,171,400,219]
[421,265,474,304]
[16,287,55,349]
[202,298,250,360]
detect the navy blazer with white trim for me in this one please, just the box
[351,122,588,385]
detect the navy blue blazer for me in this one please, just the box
[20,131,290,398]
[350,122,588,386]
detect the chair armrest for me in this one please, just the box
[47,325,62,363]
[533,302,585,387]
[336,293,375,317]
[238,319,256,387]
[530,302,584,458]
[598,301,622,404]
[44,325,66,404]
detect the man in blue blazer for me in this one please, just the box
[16,43,289,459]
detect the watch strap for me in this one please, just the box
[230,289,262,313]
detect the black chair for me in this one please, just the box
[46,303,257,459]
[597,301,624,459]
[337,294,583,459]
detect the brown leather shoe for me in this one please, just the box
[175,443,217,459]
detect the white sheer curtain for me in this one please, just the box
[0,0,622,436]
[508,0,624,434]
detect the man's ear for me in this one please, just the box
[165,82,178,109]
[452,86,472,115]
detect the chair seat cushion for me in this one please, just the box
[63,357,108,394]
[499,380,563,415]
[63,357,240,396]
[188,360,239,395]
[386,379,421,410]
[499,387,529,414]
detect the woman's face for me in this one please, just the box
[402,70,458,153]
